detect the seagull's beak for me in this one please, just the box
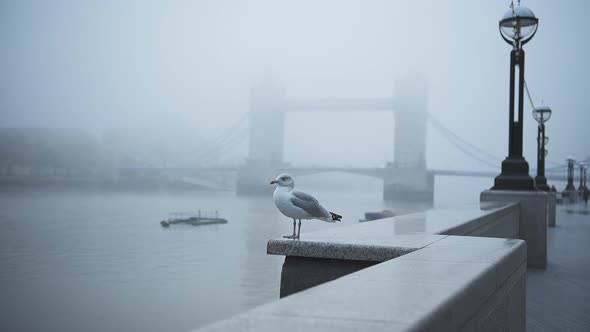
[270,180,278,185]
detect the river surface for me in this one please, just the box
[0,174,492,331]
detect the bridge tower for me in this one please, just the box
[384,76,434,202]
[236,78,285,195]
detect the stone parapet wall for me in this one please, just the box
[194,202,528,332]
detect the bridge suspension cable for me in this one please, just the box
[426,113,501,169]
[212,126,249,160]
[198,126,249,164]
[523,79,536,111]
[201,110,585,173]
[193,113,249,164]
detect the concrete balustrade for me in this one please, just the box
[481,190,548,268]
[547,193,557,227]
[269,202,519,297]
[194,201,531,331]
[196,236,526,332]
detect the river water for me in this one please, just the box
[0,174,492,331]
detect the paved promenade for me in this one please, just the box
[528,203,590,331]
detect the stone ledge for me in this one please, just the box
[267,202,519,262]
[268,239,419,262]
[194,202,527,331]
[439,203,519,236]
[195,236,527,332]
[398,236,527,291]
[481,190,548,268]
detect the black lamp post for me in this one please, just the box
[583,165,588,191]
[578,162,586,191]
[565,157,576,192]
[492,3,539,191]
[533,105,551,191]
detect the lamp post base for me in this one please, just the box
[564,183,576,191]
[535,175,550,191]
[492,158,536,191]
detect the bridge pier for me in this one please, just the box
[384,75,433,203]
[383,164,434,203]
[236,78,285,196]
[236,161,278,196]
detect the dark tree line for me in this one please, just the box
[0,129,105,177]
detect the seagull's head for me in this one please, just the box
[270,173,294,188]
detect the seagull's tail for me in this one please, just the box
[329,212,342,222]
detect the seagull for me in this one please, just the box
[270,173,342,239]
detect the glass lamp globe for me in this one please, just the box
[533,105,552,123]
[499,5,538,46]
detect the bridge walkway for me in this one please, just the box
[527,202,590,331]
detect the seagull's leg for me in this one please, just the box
[283,219,297,239]
[296,219,302,239]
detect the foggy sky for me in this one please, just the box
[1,0,588,170]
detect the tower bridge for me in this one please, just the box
[237,75,433,202]
[117,74,575,199]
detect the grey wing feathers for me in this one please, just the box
[290,190,331,219]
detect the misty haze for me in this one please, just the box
[1,1,589,331]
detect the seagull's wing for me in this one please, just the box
[290,189,331,219]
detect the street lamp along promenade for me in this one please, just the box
[532,105,552,191]
[565,157,576,192]
[492,1,539,191]
[579,162,586,192]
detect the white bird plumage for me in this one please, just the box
[270,173,342,239]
